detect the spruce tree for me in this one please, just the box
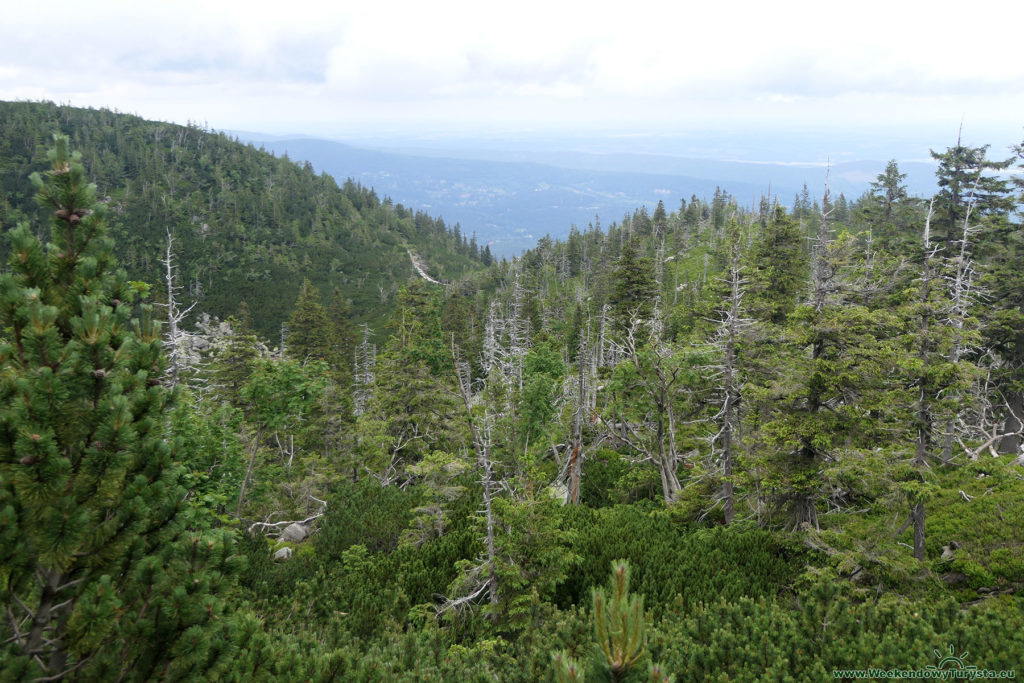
[870,159,908,223]
[747,206,808,325]
[930,139,1012,250]
[609,238,656,332]
[285,279,335,366]
[0,136,237,679]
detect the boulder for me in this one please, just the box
[272,547,293,562]
[280,523,309,543]
[941,572,966,585]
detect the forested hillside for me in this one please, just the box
[0,102,489,339]
[1,125,1023,681]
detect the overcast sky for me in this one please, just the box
[2,0,1022,151]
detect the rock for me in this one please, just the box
[547,483,569,505]
[940,545,955,561]
[941,572,966,585]
[280,523,309,543]
[272,547,292,562]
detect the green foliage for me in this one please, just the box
[0,101,486,340]
[242,356,327,434]
[648,590,1024,681]
[487,494,581,628]
[930,140,1013,248]
[170,393,246,523]
[610,237,656,329]
[520,341,566,452]
[317,478,419,559]
[403,450,468,547]
[0,135,239,680]
[286,278,338,366]
[556,506,807,616]
[747,206,808,324]
[591,560,650,682]
[357,280,460,479]
[5,108,1024,681]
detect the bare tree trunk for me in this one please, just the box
[480,434,499,607]
[25,569,65,673]
[942,199,977,462]
[998,391,1024,455]
[159,228,196,386]
[722,437,734,525]
[910,202,938,560]
[713,241,748,525]
[568,329,587,504]
[721,255,742,525]
[236,425,263,518]
[453,344,500,608]
[912,502,926,561]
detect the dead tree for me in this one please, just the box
[158,228,197,386]
[910,201,940,562]
[607,312,690,505]
[942,193,980,462]
[480,269,532,418]
[566,325,594,504]
[442,345,499,613]
[709,244,751,525]
[353,324,376,417]
[508,267,530,394]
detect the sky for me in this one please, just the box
[2,0,1022,154]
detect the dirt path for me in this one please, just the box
[407,249,443,284]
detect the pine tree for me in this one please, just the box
[584,560,673,683]
[0,136,237,680]
[709,225,751,525]
[322,287,356,465]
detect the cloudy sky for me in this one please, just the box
[2,0,1022,148]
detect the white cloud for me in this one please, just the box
[0,0,1021,135]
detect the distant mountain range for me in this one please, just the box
[237,133,940,256]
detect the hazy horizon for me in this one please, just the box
[3,0,1021,163]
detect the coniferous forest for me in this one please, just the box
[2,102,1023,681]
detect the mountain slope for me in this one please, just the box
[0,101,486,339]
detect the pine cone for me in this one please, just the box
[19,455,38,465]
[69,215,81,225]
[92,369,106,379]
[55,209,70,220]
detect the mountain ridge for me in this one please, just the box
[0,101,486,339]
